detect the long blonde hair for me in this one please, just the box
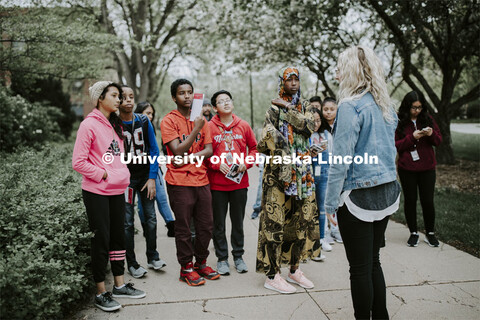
[337,46,395,122]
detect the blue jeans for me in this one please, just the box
[125,177,159,268]
[252,165,263,213]
[314,165,329,239]
[138,170,175,224]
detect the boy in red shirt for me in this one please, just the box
[161,79,219,286]
[207,90,257,275]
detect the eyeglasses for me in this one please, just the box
[217,99,233,106]
[411,106,423,111]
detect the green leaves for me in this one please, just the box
[0,143,92,319]
[0,88,64,152]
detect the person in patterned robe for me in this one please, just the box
[256,67,321,294]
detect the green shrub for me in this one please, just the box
[0,144,92,319]
[0,88,64,153]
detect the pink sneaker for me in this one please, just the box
[287,269,314,289]
[264,273,296,294]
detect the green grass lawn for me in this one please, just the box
[452,131,480,162]
[392,188,479,257]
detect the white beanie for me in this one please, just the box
[89,81,113,107]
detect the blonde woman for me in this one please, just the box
[325,46,401,319]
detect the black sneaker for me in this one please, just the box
[424,232,439,247]
[407,233,419,247]
[94,292,121,312]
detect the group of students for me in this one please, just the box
[73,45,442,319]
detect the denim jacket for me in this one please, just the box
[324,92,398,214]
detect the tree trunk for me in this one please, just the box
[434,113,456,165]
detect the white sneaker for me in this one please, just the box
[320,238,332,252]
[331,230,343,243]
[312,253,326,262]
[325,232,335,245]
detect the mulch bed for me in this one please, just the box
[436,159,480,195]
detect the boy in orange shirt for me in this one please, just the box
[161,79,220,286]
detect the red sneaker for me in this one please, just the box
[194,259,220,280]
[179,262,205,286]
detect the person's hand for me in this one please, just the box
[193,116,205,131]
[237,164,247,173]
[423,127,433,136]
[220,163,229,175]
[413,130,426,140]
[102,171,108,180]
[271,98,291,110]
[173,156,189,168]
[327,213,337,227]
[141,178,156,200]
[310,149,318,157]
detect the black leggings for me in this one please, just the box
[398,169,436,233]
[337,205,389,320]
[82,190,125,283]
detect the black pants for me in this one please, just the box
[337,205,389,320]
[398,169,436,233]
[82,190,125,283]
[211,188,248,261]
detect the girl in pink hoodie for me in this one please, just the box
[72,81,145,312]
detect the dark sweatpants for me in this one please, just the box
[167,184,213,266]
[211,188,248,261]
[82,190,125,283]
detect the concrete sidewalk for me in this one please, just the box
[76,167,480,320]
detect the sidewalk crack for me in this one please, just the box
[306,291,330,320]
[201,299,234,319]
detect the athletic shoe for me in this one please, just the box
[331,230,343,243]
[251,211,259,219]
[94,292,121,312]
[320,238,332,252]
[166,221,175,237]
[179,262,205,286]
[234,258,248,273]
[425,232,439,247]
[194,259,220,280]
[147,258,167,270]
[128,265,147,278]
[217,260,230,275]
[312,253,326,262]
[287,269,314,289]
[264,273,296,294]
[112,283,146,299]
[325,231,335,245]
[407,233,419,247]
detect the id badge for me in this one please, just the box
[124,187,134,204]
[314,166,321,177]
[410,150,420,161]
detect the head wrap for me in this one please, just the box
[89,81,113,107]
[278,67,301,107]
